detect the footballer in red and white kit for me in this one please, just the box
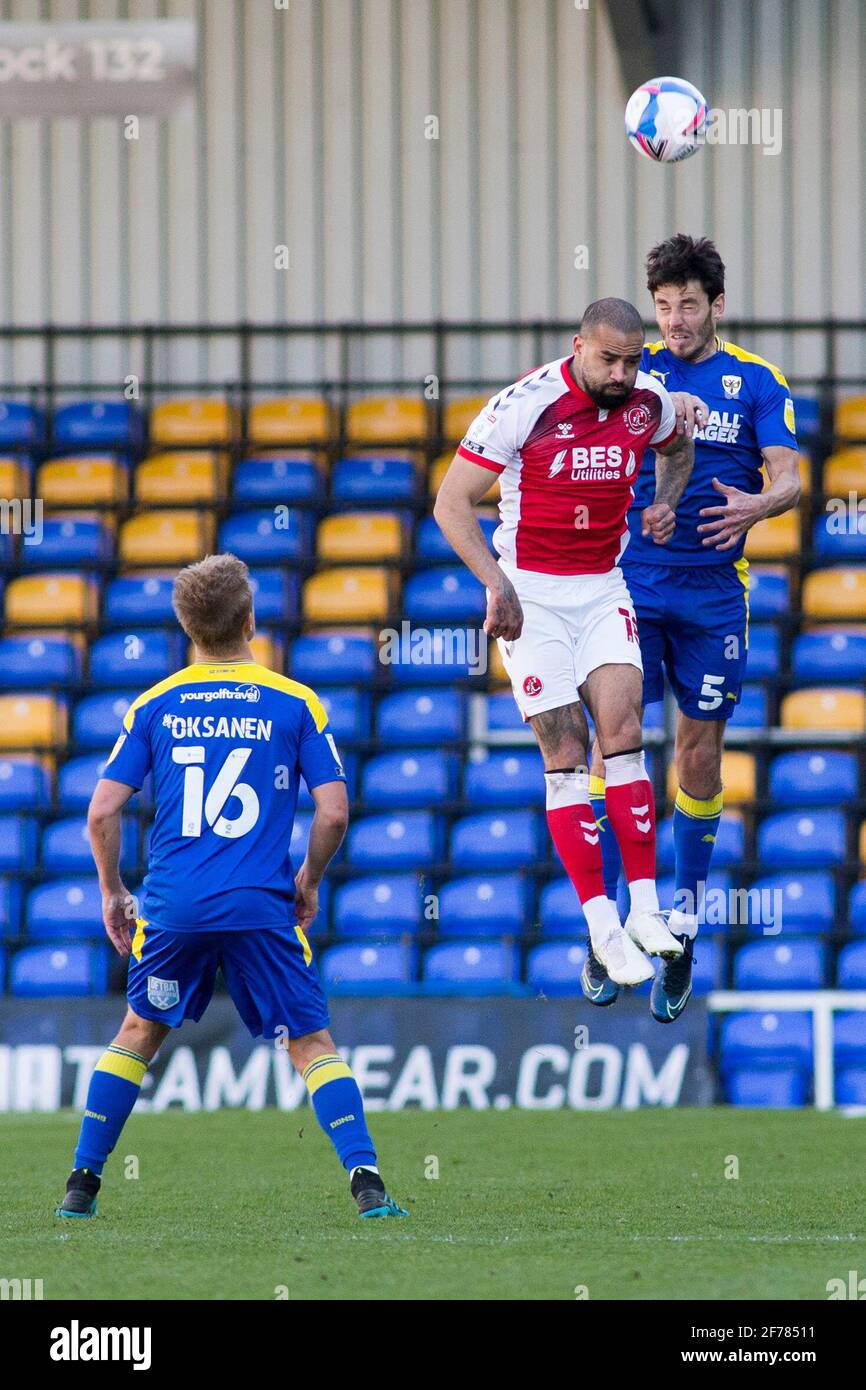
[435,298,700,988]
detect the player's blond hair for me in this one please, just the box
[172,553,253,656]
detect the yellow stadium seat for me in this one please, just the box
[488,640,510,686]
[38,456,128,506]
[5,574,98,626]
[860,822,866,866]
[823,449,866,494]
[797,454,812,494]
[119,510,214,566]
[0,456,29,500]
[248,398,333,446]
[444,395,489,441]
[428,450,499,503]
[0,695,67,749]
[744,510,800,559]
[666,754,755,806]
[150,398,238,446]
[835,396,866,440]
[802,567,866,620]
[346,397,429,445]
[136,452,226,504]
[317,512,404,564]
[303,567,395,624]
[781,687,866,732]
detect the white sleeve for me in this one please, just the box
[457,395,521,474]
[649,381,678,446]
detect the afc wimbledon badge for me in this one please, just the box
[722,374,742,398]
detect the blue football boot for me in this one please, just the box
[650,932,695,1023]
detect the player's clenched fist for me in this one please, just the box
[484,577,524,640]
[294,868,319,933]
[641,501,676,544]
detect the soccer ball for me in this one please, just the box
[625,76,707,163]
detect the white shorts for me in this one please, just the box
[493,559,643,722]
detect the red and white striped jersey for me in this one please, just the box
[457,354,677,575]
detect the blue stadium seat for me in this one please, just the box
[757,810,846,868]
[733,939,826,990]
[320,942,416,993]
[73,692,135,749]
[404,567,486,622]
[347,812,444,869]
[104,575,177,625]
[791,396,819,438]
[58,753,111,811]
[26,877,104,938]
[387,629,478,684]
[837,941,866,989]
[422,941,520,995]
[289,810,314,869]
[538,877,584,936]
[0,635,81,688]
[361,750,457,807]
[88,631,184,688]
[654,872,732,922]
[415,514,496,562]
[727,684,768,729]
[53,400,142,448]
[317,689,371,741]
[463,749,543,806]
[0,816,38,871]
[746,871,835,934]
[744,625,780,678]
[332,874,423,938]
[837,1070,866,1105]
[41,816,138,874]
[376,689,464,744]
[486,691,525,733]
[0,401,44,444]
[691,937,724,994]
[234,455,324,503]
[725,1069,808,1107]
[769,750,857,806]
[0,876,22,937]
[813,515,866,561]
[527,942,585,996]
[19,517,113,566]
[11,943,108,997]
[249,568,299,624]
[792,630,866,684]
[747,568,789,618]
[331,456,418,503]
[834,1011,866,1069]
[656,812,744,873]
[720,1011,813,1072]
[0,756,52,809]
[849,881,866,933]
[437,873,530,936]
[218,508,313,563]
[449,811,542,869]
[290,633,377,685]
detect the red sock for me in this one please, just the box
[603,750,656,882]
[545,770,606,904]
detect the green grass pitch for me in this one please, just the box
[2,1108,864,1300]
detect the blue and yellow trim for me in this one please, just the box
[121,661,328,734]
[302,1053,353,1096]
[734,555,750,649]
[131,917,147,962]
[94,1043,148,1086]
[294,923,313,966]
[675,787,724,819]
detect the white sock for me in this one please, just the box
[669,909,698,939]
[583,894,623,950]
[628,877,660,915]
[350,1165,379,1180]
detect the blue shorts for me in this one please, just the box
[127,919,330,1041]
[621,559,750,721]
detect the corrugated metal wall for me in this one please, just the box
[0,0,861,388]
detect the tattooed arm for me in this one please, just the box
[640,432,695,545]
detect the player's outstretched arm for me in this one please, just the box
[433,454,523,639]
[88,776,137,957]
[697,446,800,550]
[641,432,695,544]
[295,779,349,933]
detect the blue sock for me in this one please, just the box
[589,774,622,900]
[671,787,723,938]
[303,1053,377,1172]
[73,1044,149,1175]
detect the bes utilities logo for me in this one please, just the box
[548,445,637,480]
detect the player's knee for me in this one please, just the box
[116,1009,169,1058]
[288,1028,336,1071]
[678,738,723,797]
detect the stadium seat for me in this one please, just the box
[655,871,731,923]
[0,635,81,689]
[346,397,429,445]
[38,455,128,505]
[88,631,183,688]
[150,398,238,445]
[757,809,846,868]
[41,816,138,874]
[769,750,857,805]
[743,625,780,678]
[218,508,312,563]
[691,938,724,994]
[437,873,530,936]
[527,942,585,996]
[747,566,789,618]
[11,944,108,997]
[332,874,423,938]
[404,567,486,622]
[744,510,799,559]
[53,400,142,448]
[6,572,98,627]
[386,627,478,685]
[247,397,333,445]
[376,689,464,744]
[415,513,497,562]
[19,517,113,567]
[837,941,866,989]
[57,753,110,811]
[347,811,444,869]
[837,1070,866,1106]
[104,574,177,625]
[834,395,866,440]
[361,750,457,807]
[0,401,44,445]
[724,1069,808,1107]
[792,396,820,439]
[486,690,525,733]
[247,632,284,672]
[234,454,324,503]
[538,878,584,936]
[848,880,866,933]
[780,687,866,732]
[320,942,416,993]
[317,512,405,563]
[422,942,521,995]
[733,939,826,990]
[303,568,394,624]
[813,513,866,561]
[791,630,866,684]
[656,811,744,873]
[243,568,296,625]
[464,749,543,806]
[317,688,371,741]
[25,876,104,937]
[290,632,377,685]
[720,1011,813,1073]
[0,456,33,499]
[824,448,866,494]
[667,751,753,805]
[428,450,498,503]
[746,872,835,934]
[443,395,488,440]
[119,510,214,566]
[802,567,866,621]
[0,695,66,750]
[727,683,768,730]
[834,1013,866,1079]
[72,692,134,749]
[136,451,226,504]
[0,755,52,809]
[0,815,38,871]
[331,455,418,503]
[449,811,542,869]
[0,876,22,937]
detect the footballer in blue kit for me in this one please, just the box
[56,553,407,1222]
[586,235,801,1020]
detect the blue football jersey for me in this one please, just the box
[103,660,346,931]
[625,337,798,566]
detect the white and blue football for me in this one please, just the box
[625,76,708,163]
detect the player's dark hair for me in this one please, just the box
[579,297,644,338]
[173,553,253,655]
[646,233,725,302]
